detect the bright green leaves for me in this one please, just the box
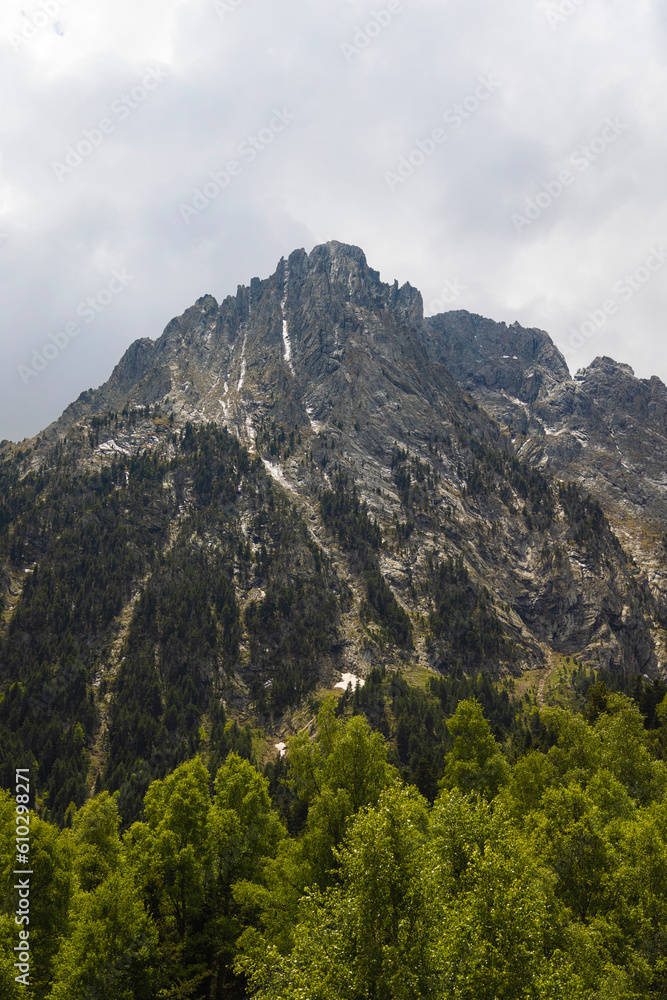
[211,753,284,886]
[138,756,211,942]
[2,686,667,999]
[426,791,567,1000]
[0,915,25,1000]
[23,816,74,999]
[240,782,588,1000]
[319,707,399,812]
[71,791,121,892]
[334,786,430,999]
[501,749,551,820]
[532,782,610,921]
[595,696,666,804]
[50,866,158,1000]
[291,703,399,886]
[234,704,400,978]
[540,695,667,806]
[601,805,667,991]
[121,753,284,997]
[238,784,431,1000]
[441,698,510,800]
[237,694,667,1000]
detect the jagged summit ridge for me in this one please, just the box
[56,241,663,456]
[38,241,667,546]
[45,242,443,451]
[18,240,667,682]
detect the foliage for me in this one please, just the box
[0,696,666,997]
[320,472,412,648]
[49,867,159,1000]
[424,554,515,670]
[440,698,510,799]
[0,424,344,822]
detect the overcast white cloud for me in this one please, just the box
[1,0,666,440]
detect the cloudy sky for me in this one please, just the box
[1,0,666,441]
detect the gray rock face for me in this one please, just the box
[425,311,569,404]
[426,309,667,613]
[46,241,492,461]
[21,242,667,681]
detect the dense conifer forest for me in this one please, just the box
[0,423,345,826]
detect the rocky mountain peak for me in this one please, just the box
[4,239,667,830]
[574,356,667,425]
[282,241,424,328]
[20,242,667,682]
[425,309,570,407]
[44,242,431,449]
[575,355,635,379]
[425,314,667,597]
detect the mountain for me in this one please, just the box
[1,241,665,822]
[426,310,667,627]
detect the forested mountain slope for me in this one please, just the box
[2,241,667,998]
[1,241,666,824]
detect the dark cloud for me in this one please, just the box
[0,0,665,440]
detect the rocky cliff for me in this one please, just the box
[426,309,667,637]
[1,241,665,819]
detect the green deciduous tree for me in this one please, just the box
[532,782,609,921]
[427,790,588,1000]
[237,784,431,1000]
[235,704,399,963]
[441,698,509,799]
[541,706,600,785]
[137,756,211,941]
[71,791,121,892]
[332,785,431,999]
[124,756,212,996]
[0,915,24,1000]
[49,866,158,1000]
[206,754,285,997]
[595,695,666,804]
[602,804,667,993]
[24,816,73,1000]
